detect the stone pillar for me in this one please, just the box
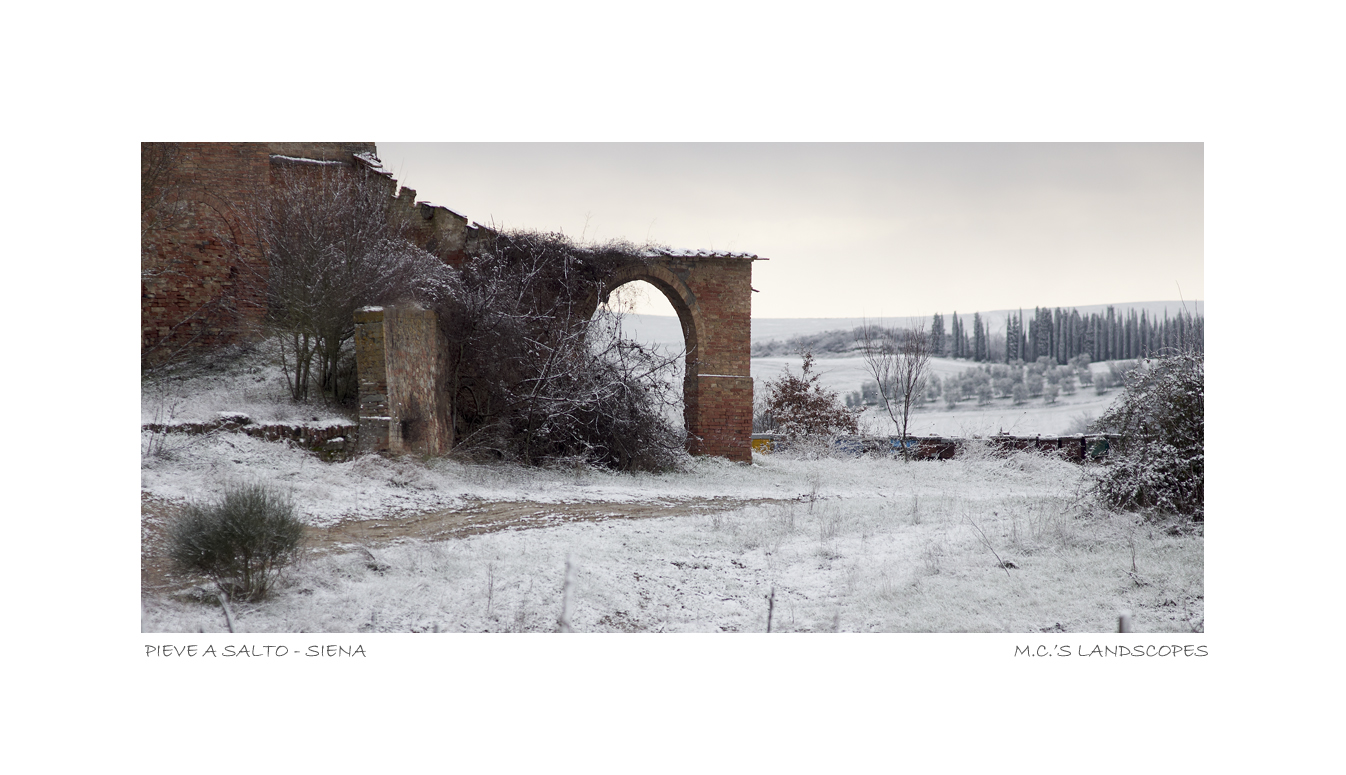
[354,307,391,452]
[354,304,451,455]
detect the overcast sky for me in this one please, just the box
[375,143,1202,319]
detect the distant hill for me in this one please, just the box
[613,300,1204,351]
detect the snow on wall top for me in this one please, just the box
[270,154,347,166]
[353,151,395,178]
[643,248,763,260]
[416,201,469,220]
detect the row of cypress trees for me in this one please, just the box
[931,306,1203,364]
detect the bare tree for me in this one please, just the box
[242,163,452,403]
[860,319,933,459]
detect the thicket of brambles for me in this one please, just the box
[1092,349,1204,520]
[423,230,686,472]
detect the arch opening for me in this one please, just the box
[591,278,697,436]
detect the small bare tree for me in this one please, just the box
[241,162,452,403]
[860,319,933,459]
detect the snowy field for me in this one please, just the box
[752,353,1120,437]
[142,429,1202,633]
[141,319,1201,633]
[612,311,1130,436]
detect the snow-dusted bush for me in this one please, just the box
[430,231,686,472]
[1092,350,1204,519]
[761,351,859,440]
[168,483,305,600]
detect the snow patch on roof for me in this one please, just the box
[644,247,760,260]
[354,151,395,177]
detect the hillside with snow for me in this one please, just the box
[618,300,1204,351]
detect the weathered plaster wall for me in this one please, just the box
[353,305,451,456]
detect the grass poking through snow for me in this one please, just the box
[142,446,1202,633]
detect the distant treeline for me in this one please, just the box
[751,305,1204,363]
[937,306,1204,364]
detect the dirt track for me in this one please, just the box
[142,495,788,593]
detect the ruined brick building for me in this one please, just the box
[142,143,759,461]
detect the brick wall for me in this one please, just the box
[611,253,758,462]
[142,142,484,366]
[383,305,451,455]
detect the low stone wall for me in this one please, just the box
[142,413,358,460]
[750,433,1120,462]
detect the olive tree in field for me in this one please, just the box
[860,320,933,458]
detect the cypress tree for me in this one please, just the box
[1018,309,1027,361]
[973,312,984,361]
[1069,308,1082,362]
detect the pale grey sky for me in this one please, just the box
[375,143,1203,319]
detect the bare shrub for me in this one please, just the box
[242,164,453,404]
[168,483,305,601]
[431,231,686,472]
[1062,413,1094,436]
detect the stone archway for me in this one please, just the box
[354,250,761,463]
[598,251,759,462]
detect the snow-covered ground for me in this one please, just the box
[611,312,1127,436]
[142,440,1203,633]
[141,315,1201,634]
[142,342,352,428]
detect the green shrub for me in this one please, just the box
[168,484,306,600]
